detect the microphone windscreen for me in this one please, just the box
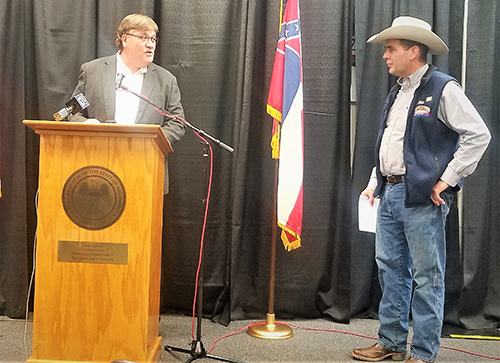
[65,93,90,114]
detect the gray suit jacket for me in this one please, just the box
[70,55,185,193]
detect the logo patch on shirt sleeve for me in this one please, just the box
[414,105,431,117]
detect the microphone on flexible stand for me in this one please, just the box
[53,93,90,121]
[116,80,234,153]
[115,73,127,91]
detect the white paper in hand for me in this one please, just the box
[358,195,380,233]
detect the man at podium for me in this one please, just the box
[69,13,185,193]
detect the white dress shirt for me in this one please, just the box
[114,52,147,125]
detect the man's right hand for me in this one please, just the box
[361,188,375,206]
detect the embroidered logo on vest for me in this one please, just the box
[414,105,431,117]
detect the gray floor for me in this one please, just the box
[1,314,498,362]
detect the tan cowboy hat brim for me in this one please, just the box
[367,16,449,55]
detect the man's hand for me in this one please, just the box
[361,188,375,206]
[431,180,450,206]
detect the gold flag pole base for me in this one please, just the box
[247,313,294,340]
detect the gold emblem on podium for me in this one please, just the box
[62,165,126,230]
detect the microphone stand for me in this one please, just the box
[166,142,244,363]
[117,85,243,363]
[117,82,234,153]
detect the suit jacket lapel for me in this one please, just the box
[103,56,117,121]
[136,64,157,124]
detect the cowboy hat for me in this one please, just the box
[367,16,449,54]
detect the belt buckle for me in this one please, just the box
[387,175,401,185]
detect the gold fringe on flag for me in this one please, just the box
[278,222,301,251]
[271,121,281,159]
[268,105,282,159]
[267,105,282,121]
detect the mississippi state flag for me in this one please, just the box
[267,0,303,251]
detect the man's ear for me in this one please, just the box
[410,45,420,61]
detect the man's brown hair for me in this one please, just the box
[116,14,159,50]
[399,39,429,63]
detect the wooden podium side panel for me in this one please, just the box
[30,133,164,363]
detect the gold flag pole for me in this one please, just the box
[247,160,293,339]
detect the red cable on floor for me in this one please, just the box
[206,321,500,361]
[206,324,255,354]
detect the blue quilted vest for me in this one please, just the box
[374,65,462,207]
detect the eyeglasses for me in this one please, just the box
[125,33,158,44]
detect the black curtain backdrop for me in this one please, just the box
[0,0,498,333]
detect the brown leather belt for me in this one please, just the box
[386,175,404,185]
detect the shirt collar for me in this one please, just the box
[116,52,148,76]
[397,64,429,91]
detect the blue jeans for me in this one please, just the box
[375,183,452,362]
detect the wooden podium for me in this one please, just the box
[24,120,172,363]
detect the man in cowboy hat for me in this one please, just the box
[353,16,490,363]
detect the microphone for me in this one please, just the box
[115,73,128,90]
[53,93,90,121]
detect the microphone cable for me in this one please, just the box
[118,87,215,341]
[149,95,215,341]
[204,320,500,361]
